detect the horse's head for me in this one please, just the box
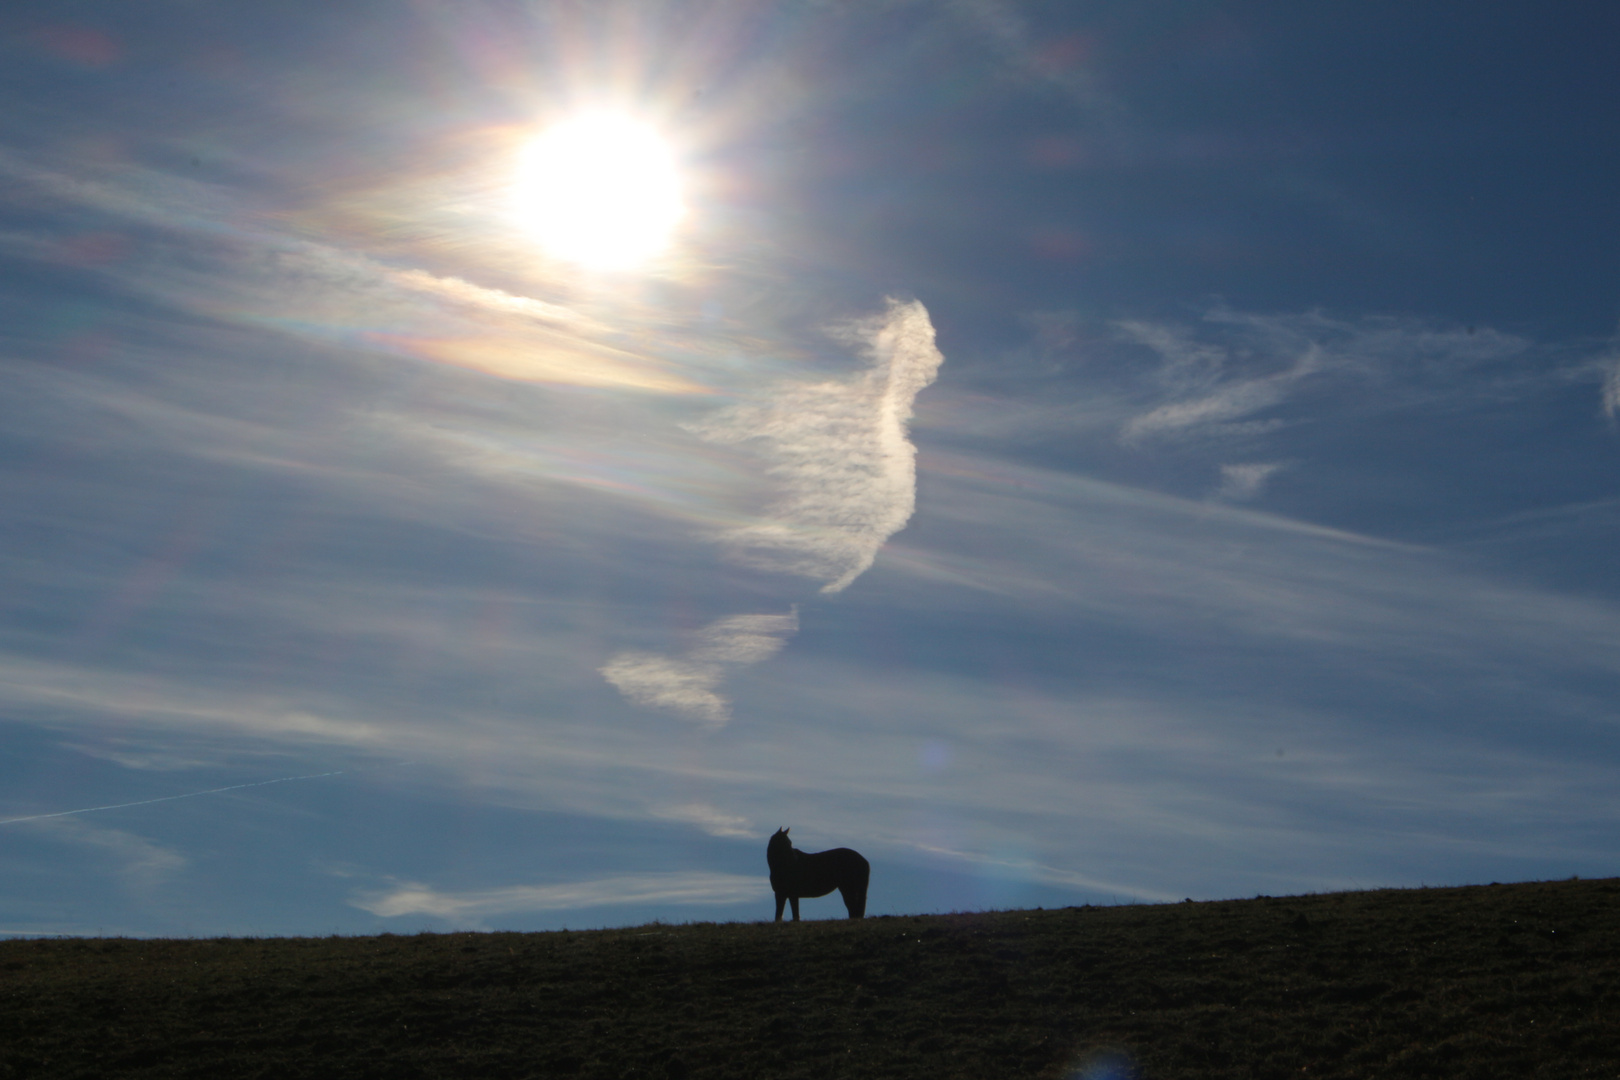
[766,827,792,868]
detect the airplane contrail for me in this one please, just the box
[0,770,346,826]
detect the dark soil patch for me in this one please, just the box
[2,877,1617,1078]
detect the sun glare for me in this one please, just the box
[514,112,685,272]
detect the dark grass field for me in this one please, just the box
[3,877,1618,1079]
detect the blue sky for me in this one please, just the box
[2,0,1618,936]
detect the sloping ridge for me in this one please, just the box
[3,877,1617,1079]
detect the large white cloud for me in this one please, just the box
[690,298,945,593]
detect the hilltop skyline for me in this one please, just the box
[1,0,1618,935]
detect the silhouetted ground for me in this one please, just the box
[2,877,1617,1078]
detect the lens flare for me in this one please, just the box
[514,112,685,271]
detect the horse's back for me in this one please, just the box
[779,846,864,896]
[811,847,868,871]
[825,847,869,875]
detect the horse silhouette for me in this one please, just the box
[767,827,869,921]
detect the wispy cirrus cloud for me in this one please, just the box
[1117,321,1322,444]
[387,269,600,331]
[926,306,1574,455]
[0,655,386,746]
[0,146,708,397]
[1105,308,1558,449]
[651,803,756,838]
[945,0,1122,119]
[1211,462,1287,503]
[1121,377,1296,443]
[24,817,187,895]
[62,743,215,772]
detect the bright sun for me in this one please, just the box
[514,112,685,272]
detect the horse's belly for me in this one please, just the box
[792,884,837,899]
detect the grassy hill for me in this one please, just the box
[2,876,1617,1079]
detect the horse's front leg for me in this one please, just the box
[775,893,786,922]
[790,896,800,921]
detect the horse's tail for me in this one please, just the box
[844,852,870,919]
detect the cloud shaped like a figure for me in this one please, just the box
[692,298,945,592]
[600,299,944,729]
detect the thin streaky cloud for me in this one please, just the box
[26,818,187,895]
[0,654,387,744]
[0,771,346,826]
[388,269,600,331]
[877,450,1620,677]
[351,872,770,921]
[62,745,217,772]
[652,803,756,838]
[1107,310,1554,448]
[0,145,704,396]
[927,309,1564,451]
[1116,320,1229,393]
[1121,382,1292,443]
[1119,334,1322,444]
